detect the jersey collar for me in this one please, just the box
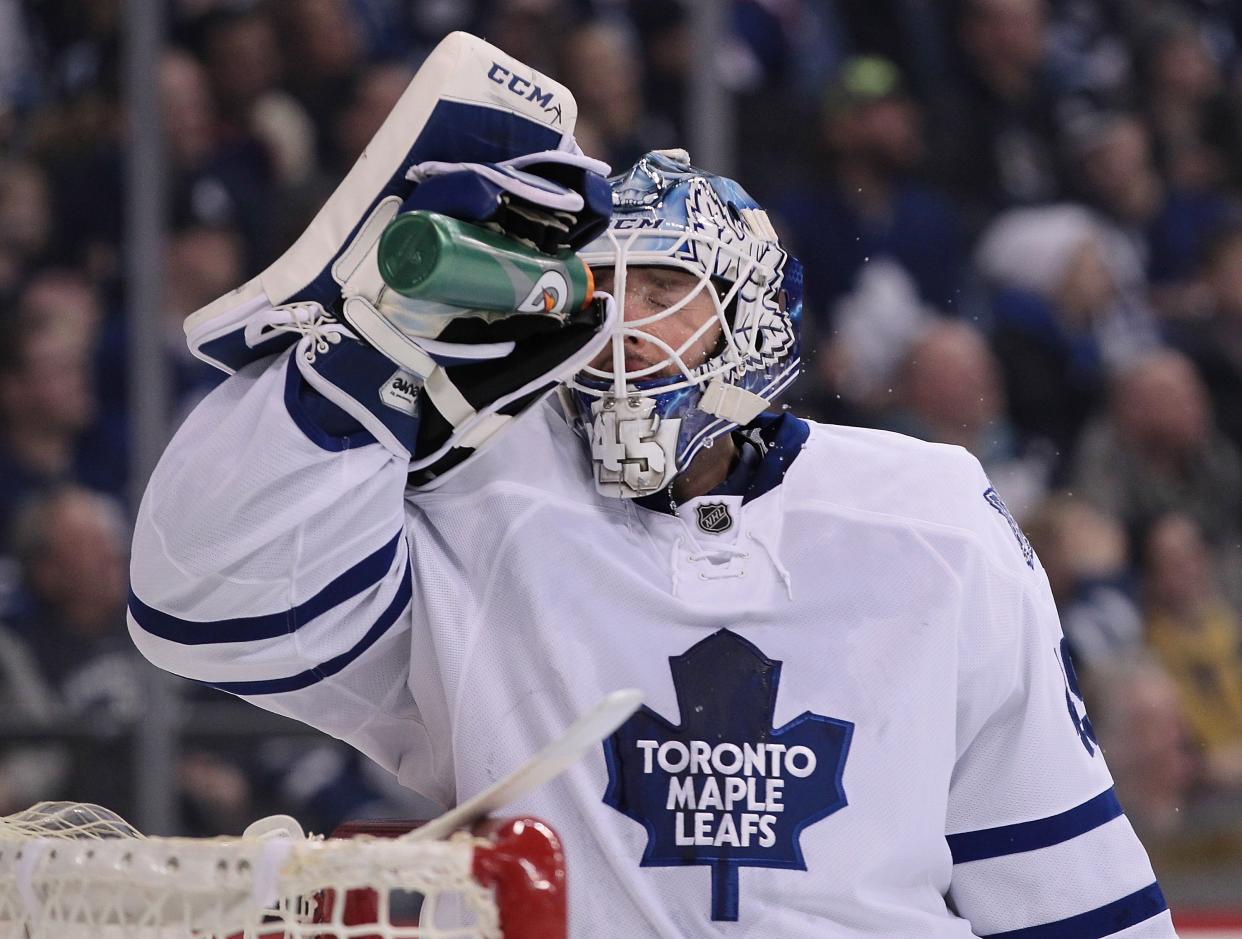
[635,411,810,516]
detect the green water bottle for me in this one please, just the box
[377,211,595,317]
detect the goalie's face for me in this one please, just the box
[587,265,724,379]
[567,150,802,500]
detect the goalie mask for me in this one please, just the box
[566,149,803,499]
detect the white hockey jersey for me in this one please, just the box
[129,346,1178,938]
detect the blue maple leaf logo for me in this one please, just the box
[603,629,854,921]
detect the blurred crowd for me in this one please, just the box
[2,0,1242,908]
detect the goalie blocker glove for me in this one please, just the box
[269,171,615,486]
[289,285,615,487]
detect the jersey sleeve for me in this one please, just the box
[128,346,439,799]
[945,470,1176,938]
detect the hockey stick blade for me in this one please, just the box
[406,688,643,842]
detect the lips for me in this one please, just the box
[590,337,655,367]
[588,349,670,374]
[624,351,665,371]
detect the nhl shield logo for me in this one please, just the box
[696,502,733,534]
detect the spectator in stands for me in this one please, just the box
[274,0,365,161]
[1166,224,1242,452]
[51,46,272,280]
[165,225,243,333]
[828,0,954,104]
[17,0,120,107]
[1142,512,1242,791]
[975,203,1157,461]
[177,751,256,838]
[0,302,113,540]
[12,267,130,465]
[0,159,53,296]
[0,486,262,830]
[15,266,101,344]
[253,738,439,837]
[930,0,1070,219]
[161,49,276,269]
[1070,350,1242,554]
[191,6,317,192]
[629,0,691,143]
[1066,111,1229,293]
[1,486,140,813]
[0,618,65,814]
[1089,656,1197,837]
[5,486,137,725]
[18,267,125,487]
[774,56,966,320]
[1135,11,1229,192]
[192,6,283,127]
[1023,494,1142,668]
[883,320,1052,518]
[1087,655,1242,908]
[162,224,240,410]
[271,61,414,251]
[558,19,673,171]
[803,259,934,426]
[0,0,33,122]
[1039,0,1131,105]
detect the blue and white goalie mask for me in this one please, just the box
[566,149,803,499]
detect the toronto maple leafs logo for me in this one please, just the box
[603,630,854,922]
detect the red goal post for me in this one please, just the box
[321,816,566,939]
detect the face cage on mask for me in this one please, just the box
[568,225,778,401]
[565,224,791,500]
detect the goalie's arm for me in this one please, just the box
[128,340,434,793]
[944,456,1174,937]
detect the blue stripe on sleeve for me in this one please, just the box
[128,530,403,645]
[948,788,1124,864]
[981,882,1168,939]
[208,559,413,696]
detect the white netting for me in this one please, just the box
[0,802,501,939]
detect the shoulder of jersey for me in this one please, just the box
[790,420,1038,575]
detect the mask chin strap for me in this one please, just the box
[698,377,769,425]
[587,396,682,498]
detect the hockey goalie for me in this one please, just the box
[128,32,1178,938]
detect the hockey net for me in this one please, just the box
[0,802,565,939]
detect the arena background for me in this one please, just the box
[1,0,1241,930]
